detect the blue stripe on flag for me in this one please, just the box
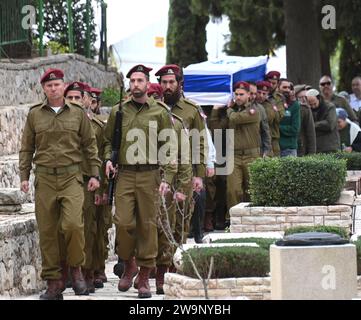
[184,74,231,93]
[233,64,267,84]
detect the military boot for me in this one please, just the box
[118,258,138,292]
[137,267,152,299]
[39,280,64,300]
[155,265,168,295]
[203,212,214,232]
[60,261,68,292]
[134,267,155,289]
[71,267,89,295]
[95,269,107,283]
[83,268,95,293]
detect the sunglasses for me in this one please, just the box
[320,81,332,87]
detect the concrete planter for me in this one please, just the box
[164,273,270,300]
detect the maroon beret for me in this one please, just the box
[90,87,102,96]
[80,82,92,93]
[256,81,272,91]
[233,81,250,92]
[64,81,86,96]
[147,83,163,98]
[126,64,153,78]
[265,71,281,80]
[40,68,64,84]
[155,64,181,78]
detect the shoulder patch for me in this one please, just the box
[92,116,105,128]
[156,100,171,112]
[171,113,184,123]
[183,98,198,109]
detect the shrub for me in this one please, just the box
[212,238,278,251]
[101,88,122,106]
[284,225,350,239]
[351,236,361,275]
[182,246,269,279]
[334,152,361,170]
[249,155,347,207]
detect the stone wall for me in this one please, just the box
[164,273,271,300]
[0,210,45,297]
[0,54,121,107]
[230,203,352,234]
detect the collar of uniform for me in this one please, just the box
[173,97,184,110]
[130,96,152,109]
[41,98,67,110]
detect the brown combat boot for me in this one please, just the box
[203,212,214,232]
[94,269,107,283]
[155,265,168,295]
[83,268,95,293]
[134,267,155,289]
[60,261,68,292]
[70,267,89,295]
[118,258,138,292]
[137,267,152,299]
[39,280,64,300]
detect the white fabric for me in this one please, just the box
[349,94,361,112]
[51,107,61,113]
[347,119,361,145]
[306,89,320,97]
[184,92,232,107]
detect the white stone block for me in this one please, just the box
[255,225,283,232]
[202,232,283,244]
[286,216,314,223]
[337,191,355,206]
[242,216,278,225]
[230,225,256,233]
[270,244,357,300]
[297,207,328,216]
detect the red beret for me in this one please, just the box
[265,71,281,80]
[81,82,92,93]
[40,68,64,84]
[90,87,102,96]
[155,64,181,78]
[126,64,153,78]
[64,81,86,96]
[233,81,250,92]
[256,81,272,91]
[147,83,163,98]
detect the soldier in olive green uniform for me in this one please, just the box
[256,81,285,157]
[210,81,261,210]
[104,65,177,299]
[155,64,207,245]
[19,68,101,300]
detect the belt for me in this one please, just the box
[36,164,80,175]
[119,164,159,172]
[235,148,260,156]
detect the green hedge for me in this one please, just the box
[101,88,122,106]
[249,155,347,207]
[334,152,361,170]
[212,238,278,251]
[182,246,269,279]
[351,237,361,275]
[284,226,350,239]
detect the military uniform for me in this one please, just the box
[19,99,100,281]
[103,95,177,269]
[298,103,316,156]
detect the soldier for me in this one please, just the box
[319,75,357,122]
[104,64,177,299]
[265,71,284,105]
[19,68,101,300]
[249,82,272,157]
[294,84,316,156]
[306,89,340,153]
[256,81,285,157]
[155,64,207,245]
[278,79,301,157]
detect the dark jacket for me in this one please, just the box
[311,100,340,153]
[298,104,316,156]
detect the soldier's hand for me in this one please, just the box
[105,160,116,179]
[192,177,203,193]
[88,178,100,192]
[21,181,29,193]
[206,167,215,178]
[95,194,102,206]
[174,192,187,202]
[159,182,171,196]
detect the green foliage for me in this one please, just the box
[351,236,361,275]
[101,88,121,107]
[284,226,350,240]
[167,0,209,67]
[182,246,269,279]
[334,152,361,170]
[249,155,347,207]
[212,238,278,251]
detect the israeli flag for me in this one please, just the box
[183,56,268,106]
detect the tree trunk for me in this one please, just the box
[284,0,321,88]
[320,47,331,77]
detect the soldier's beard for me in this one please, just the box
[163,87,181,106]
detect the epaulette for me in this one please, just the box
[29,102,43,110]
[68,100,84,109]
[92,115,105,128]
[182,97,198,109]
[155,100,171,112]
[171,112,184,123]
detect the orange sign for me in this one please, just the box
[155,37,164,48]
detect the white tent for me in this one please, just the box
[183,55,269,106]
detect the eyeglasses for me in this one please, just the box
[320,81,332,87]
